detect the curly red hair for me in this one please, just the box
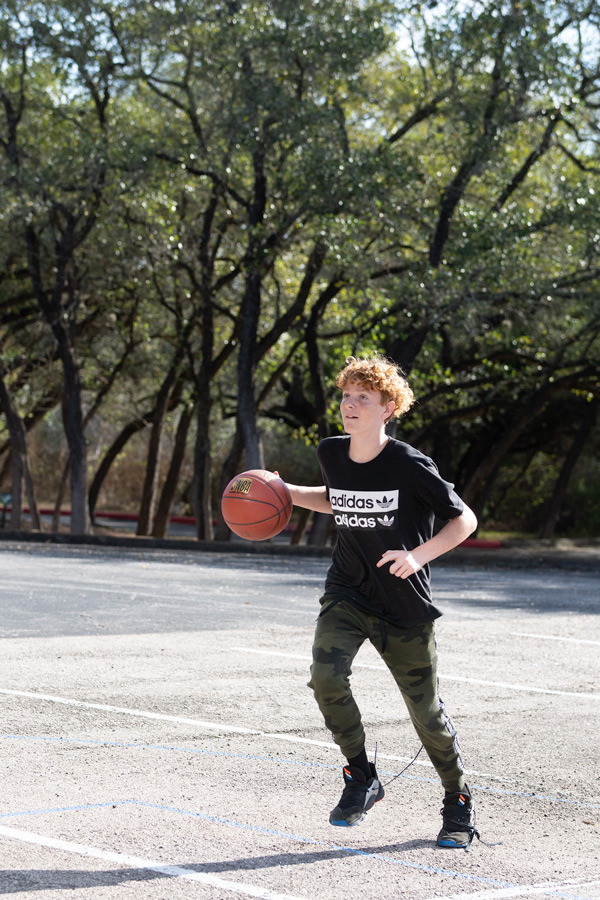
[335,355,415,421]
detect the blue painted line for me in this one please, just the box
[0,797,511,887]
[0,801,135,818]
[2,734,599,810]
[136,802,600,899]
[2,797,599,899]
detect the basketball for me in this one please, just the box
[221,469,292,541]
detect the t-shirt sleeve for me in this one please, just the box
[413,455,465,520]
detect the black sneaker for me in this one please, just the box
[437,786,480,850]
[329,763,385,827]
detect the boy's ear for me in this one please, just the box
[384,399,396,421]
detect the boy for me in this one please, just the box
[285,355,479,849]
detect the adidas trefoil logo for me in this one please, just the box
[376,496,393,509]
[377,514,394,527]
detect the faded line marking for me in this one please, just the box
[0,690,546,783]
[0,804,515,888]
[3,800,598,894]
[0,824,308,900]
[426,876,600,900]
[514,633,600,647]
[0,688,440,771]
[0,580,313,616]
[232,647,600,702]
[0,688,261,735]
[4,739,599,810]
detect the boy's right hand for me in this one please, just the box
[377,549,424,579]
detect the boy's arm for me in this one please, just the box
[377,504,478,580]
[285,483,333,515]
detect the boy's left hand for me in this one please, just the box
[377,549,423,579]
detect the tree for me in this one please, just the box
[2,0,600,542]
[0,1,129,532]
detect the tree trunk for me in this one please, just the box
[191,395,214,541]
[305,275,344,439]
[88,383,186,522]
[52,454,70,532]
[25,224,89,534]
[290,506,311,545]
[152,404,194,538]
[136,366,179,535]
[237,271,263,469]
[89,419,148,522]
[387,324,430,374]
[0,386,62,485]
[214,424,245,541]
[540,399,599,539]
[460,390,552,517]
[0,359,41,530]
[235,122,267,470]
[307,511,333,546]
[189,289,216,541]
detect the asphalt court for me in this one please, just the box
[0,540,599,899]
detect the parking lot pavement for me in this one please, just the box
[0,540,598,900]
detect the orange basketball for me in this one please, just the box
[221,469,292,541]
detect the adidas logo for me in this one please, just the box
[376,496,393,509]
[376,515,394,527]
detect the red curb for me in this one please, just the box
[460,538,502,549]
[21,508,197,526]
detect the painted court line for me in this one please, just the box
[0,579,313,616]
[2,801,599,900]
[514,633,600,647]
[232,647,600,702]
[0,688,261,735]
[4,735,599,809]
[0,802,535,891]
[427,877,600,900]
[5,688,600,796]
[0,688,455,773]
[0,823,308,900]
[0,690,576,785]
[0,686,424,765]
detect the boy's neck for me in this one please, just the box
[348,431,390,463]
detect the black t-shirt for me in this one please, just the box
[317,435,465,627]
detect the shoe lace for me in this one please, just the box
[441,803,501,853]
[375,744,502,852]
[441,807,481,852]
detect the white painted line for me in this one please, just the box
[426,876,600,900]
[0,689,262,735]
[0,824,307,900]
[0,686,440,771]
[0,686,416,760]
[514,632,600,646]
[0,688,536,781]
[0,579,168,599]
[438,675,600,701]
[232,647,387,671]
[0,580,315,616]
[232,647,600,702]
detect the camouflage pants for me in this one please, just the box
[308,597,466,792]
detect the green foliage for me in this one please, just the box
[1,0,600,536]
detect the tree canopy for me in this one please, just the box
[1,0,599,539]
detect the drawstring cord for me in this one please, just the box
[375,741,425,787]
